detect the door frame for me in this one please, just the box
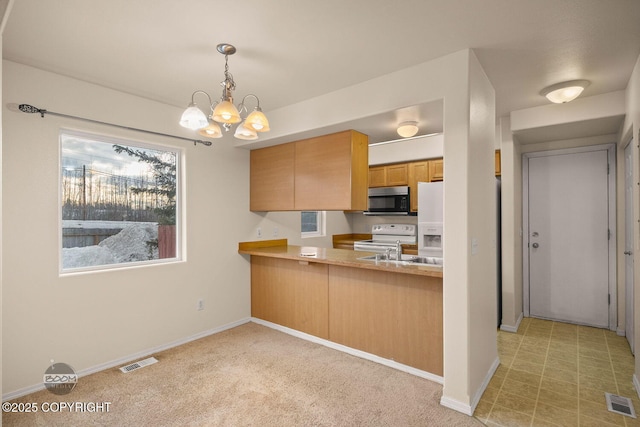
[522,143,617,330]
[624,137,635,352]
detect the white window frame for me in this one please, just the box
[301,211,326,238]
[59,129,183,274]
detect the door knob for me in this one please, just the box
[532,243,539,248]
[624,250,633,255]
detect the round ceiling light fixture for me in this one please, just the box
[540,79,590,104]
[397,121,419,138]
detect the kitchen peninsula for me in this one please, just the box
[238,240,443,377]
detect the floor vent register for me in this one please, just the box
[605,392,636,418]
[119,356,158,373]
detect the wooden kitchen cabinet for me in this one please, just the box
[408,160,430,212]
[251,257,329,339]
[246,251,443,376]
[428,159,444,182]
[385,163,408,186]
[294,130,369,211]
[368,163,408,188]
[250,143,295,211]
[251,130,368,211]
[368,166,387,188]
[329,265,443,375]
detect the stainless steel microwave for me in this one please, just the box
[364,186,411,215]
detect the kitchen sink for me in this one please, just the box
[357,254,443,266]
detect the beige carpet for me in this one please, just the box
[3,322,484,426]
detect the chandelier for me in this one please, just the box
[179,43,270,140]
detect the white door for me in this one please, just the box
[625,141,635,352]
[528,149,610,327]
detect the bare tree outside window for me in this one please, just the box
[60,130,181,272]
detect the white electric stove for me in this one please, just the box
[354,223,417,254]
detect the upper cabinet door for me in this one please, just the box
[250,142,295,211]
[295,130,368,211]
[368,166,387,188]
[385,163,408,186]
[429,159,444,182]
[408,161,430,212]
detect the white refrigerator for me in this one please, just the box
[417,181,444,259]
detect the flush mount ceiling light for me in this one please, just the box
[540,79,590,104]
[179,43,270,140]
[397,121,419,138]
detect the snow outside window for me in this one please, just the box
[60,130,182,273]
[301,211,325,238]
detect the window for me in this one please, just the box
[301,211,325,238]
[60,130,181,272]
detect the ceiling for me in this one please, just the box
[3,0,640,145]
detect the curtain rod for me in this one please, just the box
[7,103,212,147]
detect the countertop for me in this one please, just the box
[238,240,442,278]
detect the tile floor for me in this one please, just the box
[474,317,640,426]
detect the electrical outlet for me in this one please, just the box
[197,299,204,311]
[471,238,479,255]
[257,227,262,238]
[273,227,279,237]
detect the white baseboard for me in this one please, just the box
[2,317,251,402]
[472,357,500,412]
[440,356,500,416]
[500,312,523,333]
[250,317,444,385]
[617,328,626,336]
[634,374,640,399]
[440,396,473,416]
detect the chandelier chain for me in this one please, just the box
[221,54,236,94]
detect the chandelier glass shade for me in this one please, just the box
[212,99,242,124]
[180,103,209,130]
[179,43,270,140]
[234,122,258,140]
[245,107,270,132]
[197,120,223,139]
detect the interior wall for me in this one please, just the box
[249,211,353,248]
[465,50,499,407]
[498,116,523,330]
[0,36,3,414]
[368,133,443,165]
[623,53,640,390]
[1,61,261,396]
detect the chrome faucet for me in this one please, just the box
[395,240,402,260]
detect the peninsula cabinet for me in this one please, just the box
[251,257,329,339]
[247,253,443,376]
[250,130,369,211]
[329,266,442,375]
